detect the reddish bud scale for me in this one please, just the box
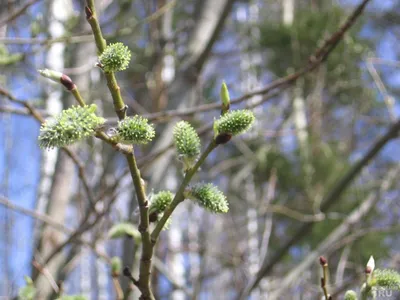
[85,6,93,19]
[215,133,232,145]
[365,266,372,274]
[60,74,75,91]
[319,256,327,266]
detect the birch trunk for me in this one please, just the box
[33,1,74,297]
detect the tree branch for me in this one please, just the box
[0,0,42,28]
[151,140,217,241]
[85,1,155,298]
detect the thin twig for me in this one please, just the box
[366,57,396,121]
[151,140,217,241]
[112,277,124,300]
[32,260,60,293]
[0,87,97,210]
[0,0,42,28]
[100,0,368,126]
[0,196,70,234]
[0,104,48,117]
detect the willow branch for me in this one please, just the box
[0,0,42,27]
[85,0,126,119]
[85,1,154,298]
[151,140,217,241]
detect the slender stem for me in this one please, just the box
[151,140,217,242]
[321,263,330,299]
[95,131,134,155]
[126,153,154,300]
[85,0,106,53]
[85,1,153,297]
[70,87,86,107]
[112,277,124,300]
[85,0,126,120]
[104,72,127,120]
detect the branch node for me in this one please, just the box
[138,224,147,233]
[116,104,128,119]
[123,267,139,287]
[85,6,93,19]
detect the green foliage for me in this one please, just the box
[116,115,155,144]
[99,42,131,72]
[185,183,229,213]
[373,269,400,289]
[111,256,122,276]
[214,109,255,136]
[253,145,299,190]
[344,290,358,300]
[173,121,201,170]
[38,104,105,149]
[149,190,174,214]
[258,6,371,104]
[18,276,36,300]
[108,222,141,242]
[0,45,23,66]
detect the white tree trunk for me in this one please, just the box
[33,0,74,297]
[238,2,262,298]
[145,0,234,186]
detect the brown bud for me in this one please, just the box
[60,74,75,91]
[123,266,132,277]
[85,6,93,19]
[215,132,232,145]
[149,212,159,223]
[319,256,327,266]
[365,266,372,274]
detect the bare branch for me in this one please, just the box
[0,0,42,28]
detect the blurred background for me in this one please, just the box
[0,0,400,299]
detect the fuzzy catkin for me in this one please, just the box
[99,42,131,72]
[186,183,229,213]
[149,190,174,214]
[215,109,255,136]
[117,115,155,144]
[38,104,105,149]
